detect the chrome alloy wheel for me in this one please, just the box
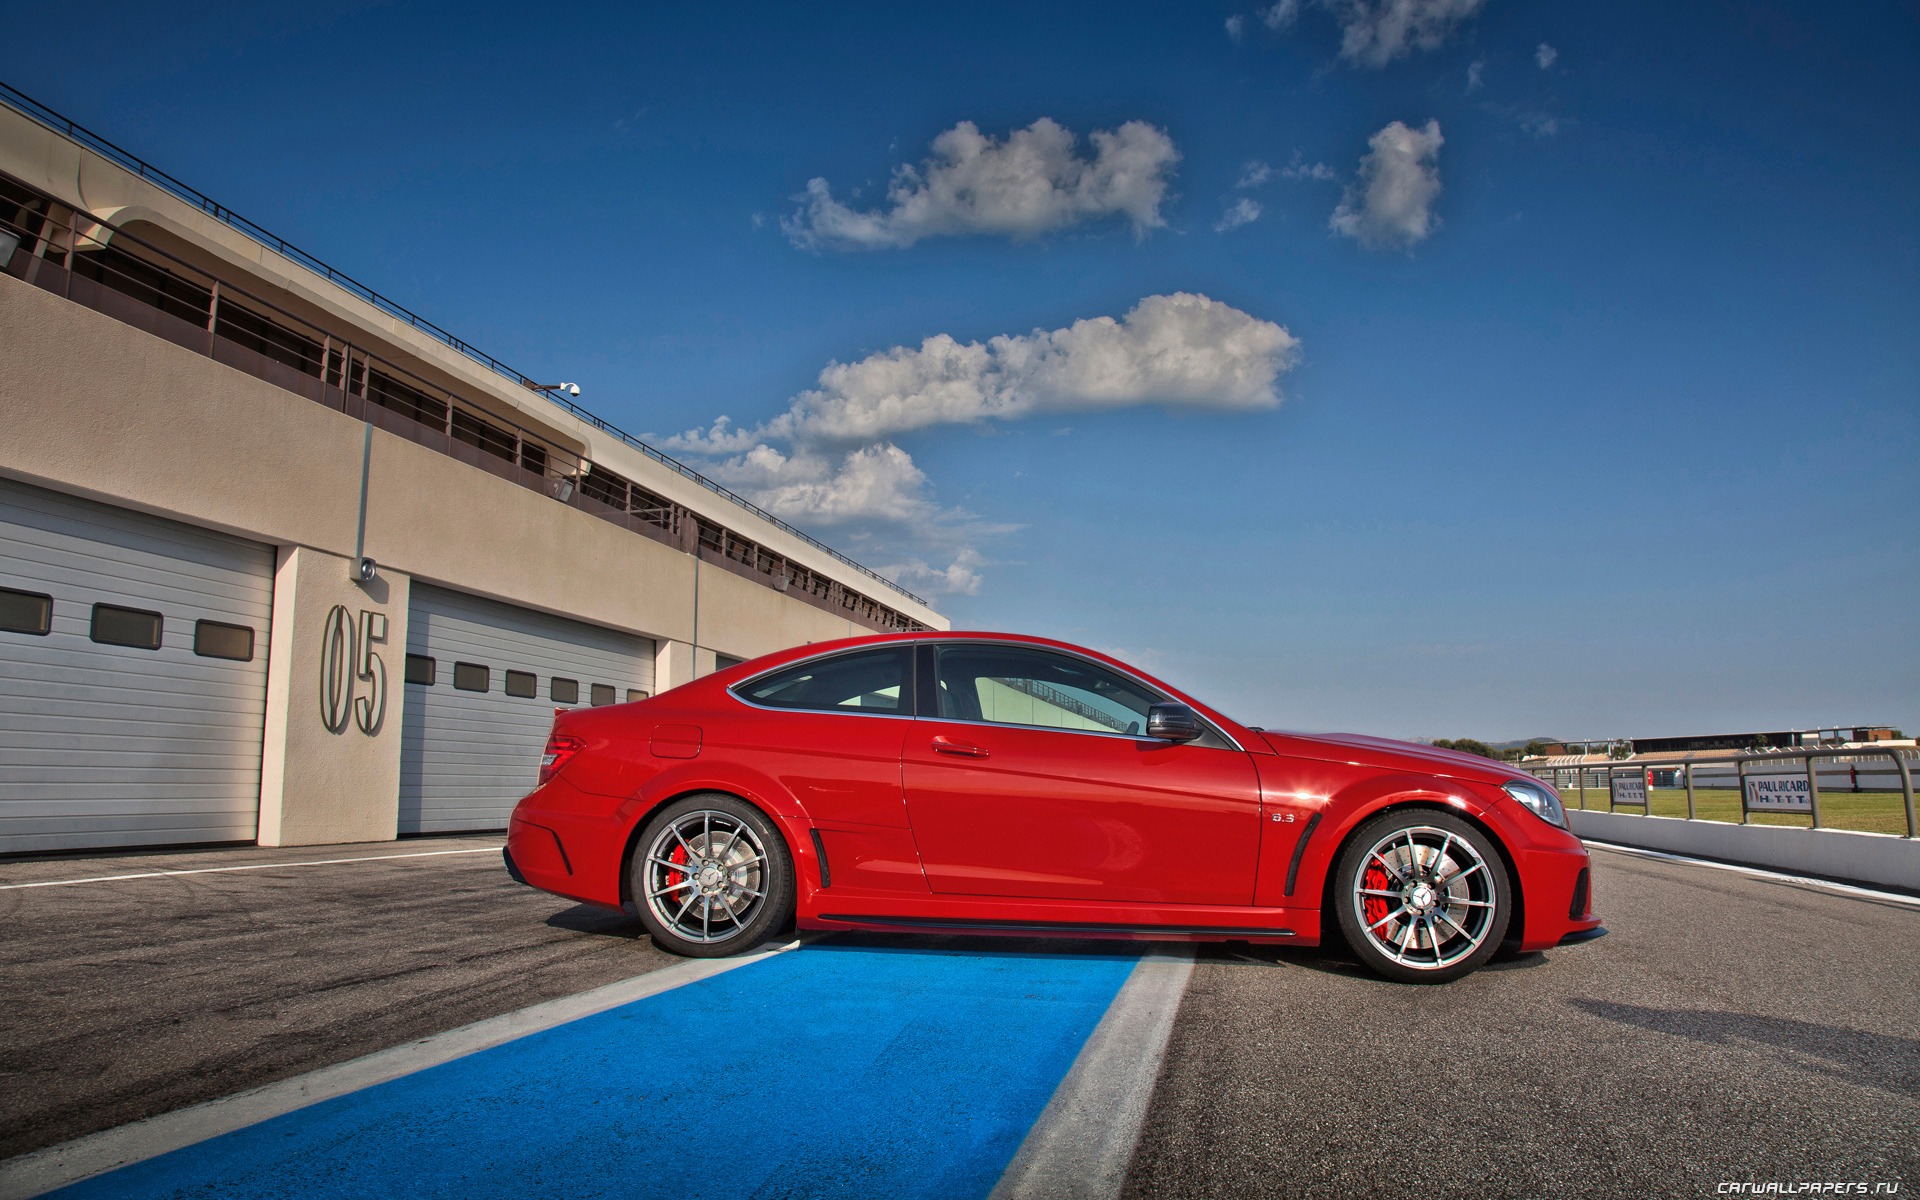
[1350,825,1498,972]
[641,810,769,945]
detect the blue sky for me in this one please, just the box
[10,1,1915,740]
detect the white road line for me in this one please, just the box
[1586,840,1920,908]
[989,946,1195,1200]
[0,939,804,1200]
[0,846,504,891]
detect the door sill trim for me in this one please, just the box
[817,913,1294,938]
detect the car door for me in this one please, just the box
[901,642,1262,905]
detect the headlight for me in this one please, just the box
[1503,780,1568,829]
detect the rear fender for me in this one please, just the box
[612,761,819,908]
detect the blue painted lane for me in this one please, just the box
[56,941,1138,1200]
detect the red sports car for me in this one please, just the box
[506,632,1602,982]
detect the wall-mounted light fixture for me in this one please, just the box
[552,476,577,503]
[356,556,379,584]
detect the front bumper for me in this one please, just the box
[1511,829,1604,951]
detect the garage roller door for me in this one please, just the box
[0,477,274,854]
[400,583,654,834]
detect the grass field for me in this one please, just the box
[1562,786,1916,836]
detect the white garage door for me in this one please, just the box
[0,478,274,854]
[400,583,654,834]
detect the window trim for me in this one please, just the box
[730,638,1242,749]
[727,644,920,721]
[0,587,53,636]
[89,602,164,650]
[192,619,255,662]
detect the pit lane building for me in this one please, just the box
[0,87,946,856]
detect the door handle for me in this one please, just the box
[931,736,989,759]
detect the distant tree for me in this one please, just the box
[1522,739,1560,759]
[1434,737,1496,759]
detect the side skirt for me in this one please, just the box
[816,913,1295,939]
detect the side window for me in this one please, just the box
[934,645,1159,736]
[735,646,911,715]
[405,654,436,685]
[590,683,615,706]
[0,587,52,635]
[91,603,163,650]
[453,662,489,692]
[551,677,579,704]
[504,670,537,698]
[627,689,650,703]
[193,620,255,661]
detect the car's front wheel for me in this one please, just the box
[1333,810,1511,984]
[630,793,794,958]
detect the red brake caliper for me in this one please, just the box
[666,843,688,897]
[1362,865,1392,931]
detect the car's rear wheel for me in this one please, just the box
[630,794,793,958]
[1333,810,1511,984]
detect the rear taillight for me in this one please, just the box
[539,733,586,785]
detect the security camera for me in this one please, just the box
[567,383,580,396]
[356,557,379,584]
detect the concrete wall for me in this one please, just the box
[259,547,410,846]
[0,271,937,845]
[1566,809,1920,891]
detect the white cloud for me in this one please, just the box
[1324,0,1487,68]
[1215,197,1262,232]
[1535,42,1557,70]
[708,443,939,526]
[1237,159,1273,189]
[1466,59,1484,91]
[1280,151,1338,182]
[782,118,1180,251]
[1225,13,1247,40]
[671,293,1299,450]
[1262,0,1302,29]
[662,295,1300,595]
[881,548,987,597]
[1519,111,1560,137]
[1330,119,1444,251]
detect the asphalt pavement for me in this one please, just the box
[1124,845,1920,1198]
[0,838,677,1160]
[2,838,1915,1198]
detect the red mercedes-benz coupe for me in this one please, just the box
[505,632,1602,982]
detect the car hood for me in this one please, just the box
[1257,730,1518,783]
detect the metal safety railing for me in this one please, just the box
[0,79,928,610]
[1525,747,1918,838]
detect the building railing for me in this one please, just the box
[0,80,928,610]
[1525,748,1918,839]
[0,171,926,634]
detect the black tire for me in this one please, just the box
[1332,809,1511,984]
[629,793,794,958]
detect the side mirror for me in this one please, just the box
[1146,702,1202,743]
